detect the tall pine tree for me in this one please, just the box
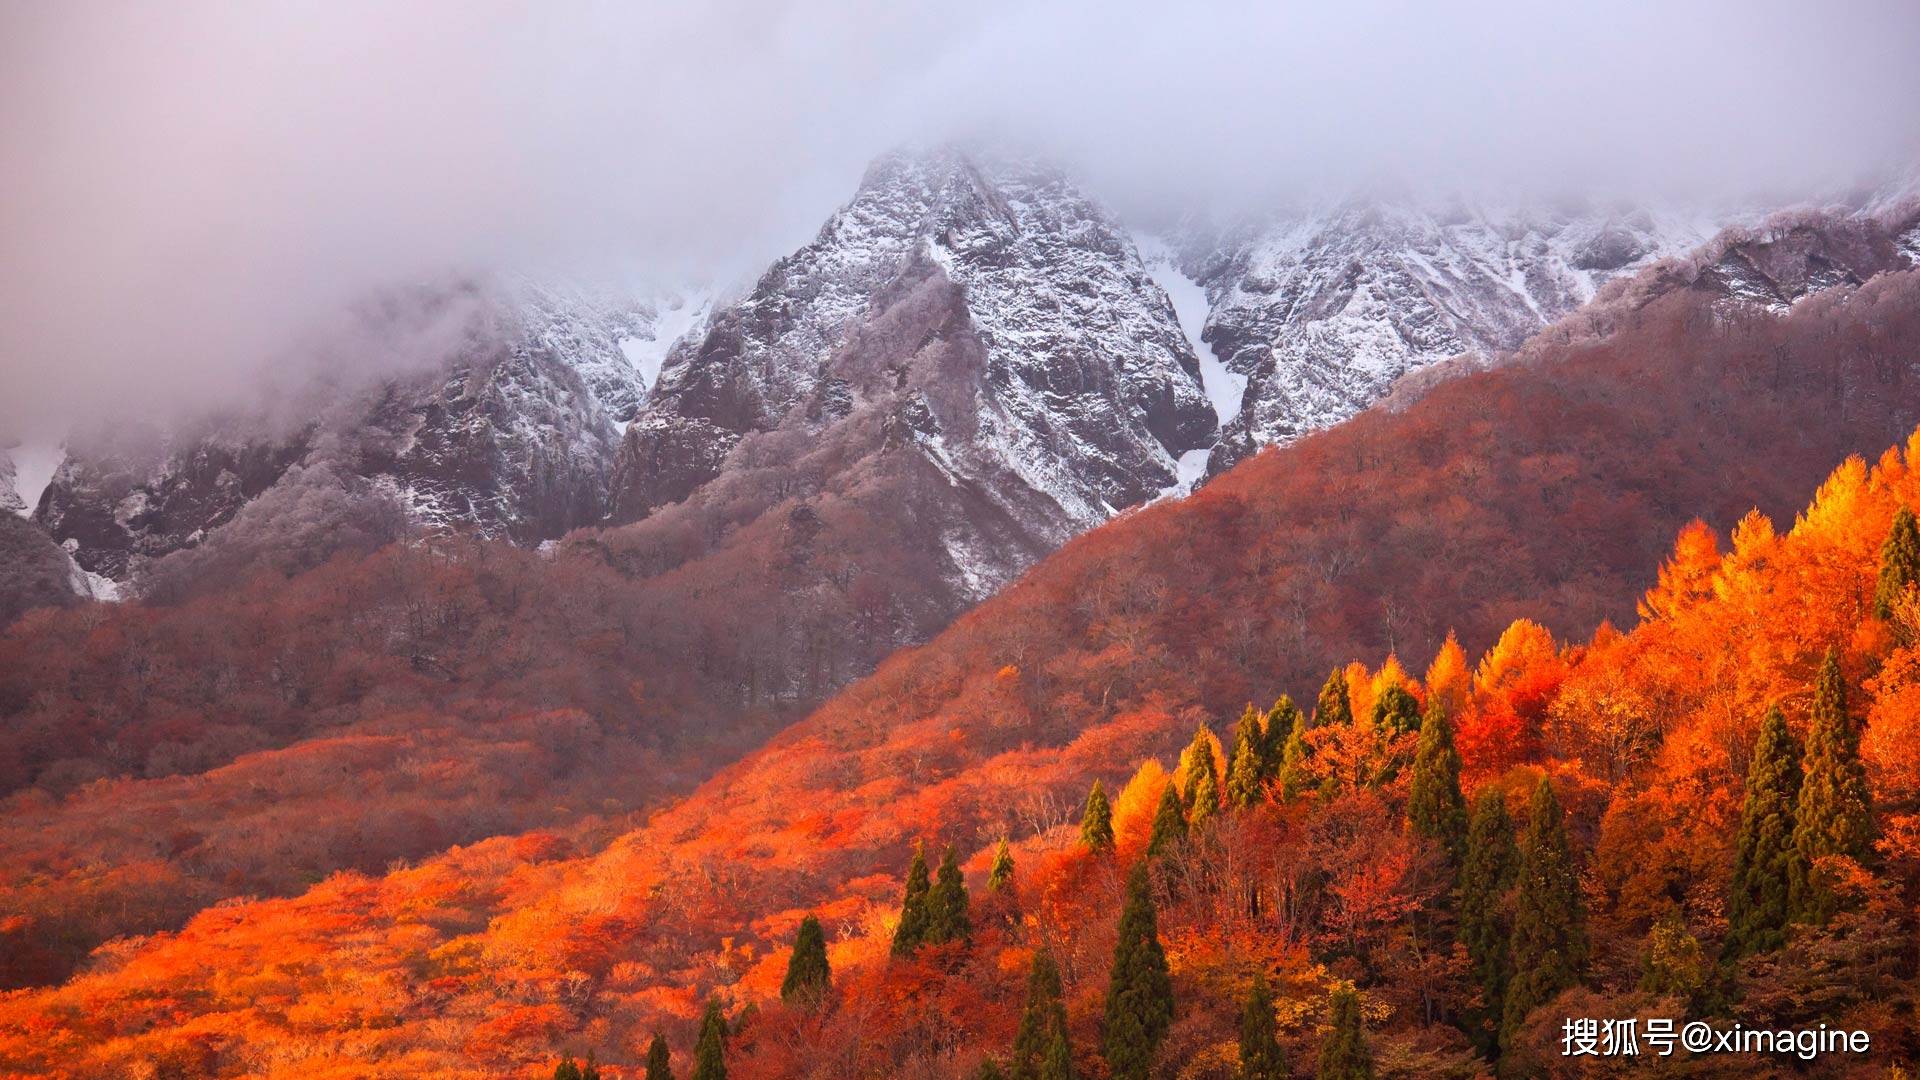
[1102,863,1173,1080]
[1317,985,1375,1080]
[1791,649,1874,924]
[1239,972,1286,1080]
[1080,781,1115,852]
[1500,777,1586,1050]
[1278,706,1314,799]
[1876,506,1920,619]
[1010,950,1071,1080]
[1182,727,1222,830]
[891,845,933,956]
[1725,707,1802,957]
[1371,684,1422,737]
[1146,779,1188,857]
[1459,788,1517,1050]
[1262,697,1301,782]
[644,1034,672,1080]
[781,914,831,1003]
[691,998,727,1080]
[1225,704,1267,809]
[1407,700,1469,867]
[1315,668,1353,727]
[988,838,1015,892]
[928,844,973,945]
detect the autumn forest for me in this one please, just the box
[0,221,1918,1080]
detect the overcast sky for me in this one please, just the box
[4,0,1919,436]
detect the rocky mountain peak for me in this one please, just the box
[1172,198,1730,473]
[616,146,1216,553]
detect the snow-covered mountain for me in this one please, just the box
[32,147,1914,599]
[34,280,655,581]
[0,450,22,518]
[1164,201,1727,473]
[613,148,1216,588]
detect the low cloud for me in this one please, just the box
[4,0,1917,435]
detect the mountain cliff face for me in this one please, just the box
[615,149,1215,557]
[1175,196,1920,476]
[1172,202,1724,473]
[37,156,1905,592]
[33,283,636,581]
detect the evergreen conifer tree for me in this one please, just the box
[1315,668,1353,727]
[1725,707,1802,956]
[1876,506,1920,619]
[1041,1030,1073,1080]
[1102,863,1173,1080]
[1238,972,1286,1080]
[1262,696,1301,782]
[1371,684,1422,736]
[1146,779,1188,857]
[928,844,973,945]
[1225,705,1267,809]
[692,998,727,1080]
[1010,950,1070,1080]
[1407,700,1469,867]
[988,838,1015,892]
[891,845,933,956]
[1278,707,1313,799]
[644,1034,672,1080]
[555,1055,583,1080]
[1500,778,1586,1050]
[1791,649,1873,924]
[1080,781,1115,852]
[1639,906,1710,1009]
[1316,985,1375,1080]
[781,914,831,1003]
[1459,788,1517,1049]
[1183,728,1222,829]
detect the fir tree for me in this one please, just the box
[1316,985,1375,1080]
[1407,700,1469,867]
[1080,781,1115,852]
[1183,727,1222,830]
[582,1055,603,1080]
[1146,779,1188,857]
[780,914,831,1003]
[1639,907,1710,1010]
[1102,863,1173,1080]
[1010,950,1070,1080]
[1725,707,1802,957]
[691,998,728,1080]
[928,844,973,945]
[1371,684,1421,737]
[1277,707,1313,799]
[988,838,1015,892]
[1225,704,1267,809]
[1500,778,1586,1050]
[1238,972,1286,1080]
[1041,1030,1073,1080]
[554,1055,583,1080]
[644,1034,672,1080]
[1459,788,1517,1048]
[1261,696,1301,782]
[891,844,932,956]
[1876,506,1920,619]
[1791,649,1873,925]
[1315,668,1353,727]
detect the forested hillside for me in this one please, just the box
[3,249,1917,1078]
